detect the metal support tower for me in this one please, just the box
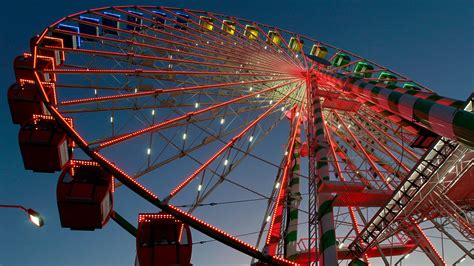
[306,72,337,265]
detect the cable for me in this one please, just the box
[175,197,267,208]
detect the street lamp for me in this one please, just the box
[0,204,44,227]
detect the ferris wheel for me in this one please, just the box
[8,5,474,266]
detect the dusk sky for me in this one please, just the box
[0,0,473,265]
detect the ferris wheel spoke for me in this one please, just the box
[52,28,271,70]
[59,77,292,106]
[155,118,274,210]
[133,103,278,179]
[354,112,421,161]
[223,17,303,70]
[185,108,292,202]
[359,106,421,145]
[154,8,291,69]
[188,114,287,213]
[206,14,303,70]
[135,8,271,62]
[326,58,365,73]
[135,108,287,193]
[265,109,301,255]
[86,97,274,147]
[328,116,391,190]
[164,81,304,201]
[130,120,249,183]
[328,135,373,188]
[93,79,299,149]
[346,112,411,174]
[87,10,286,70]
[324,118,379,191]
[46,46,292,76]
[56,22,278,73]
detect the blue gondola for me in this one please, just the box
[79,16,99,41]
[152,11,167,29]
[52,24,80,49]
[102,12,121,35]
[127,10,143,31]
[175,12,189,30]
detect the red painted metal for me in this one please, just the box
[265,108,302,255]
[8,81,55,125]
[57,160,113,230]
[167,81,304,199]
[98,79,299,149]
[18,115,72,172]
[136,213,192,266]
[10,5,470,265]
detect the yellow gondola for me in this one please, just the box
[199,16,213,31]
[310,44,328,58]
[267,30,281,46]
[222,20,236,35]
[289,37,304,53]
[245,25,259,41]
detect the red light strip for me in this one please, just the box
[84,11,285,72]
[42,68,289,78]
[122,7,285,69]
[201,11,301,70]
[167,81,304,199]
[265,107,302,255]
[347,112,410,173]
[60,77,292,106]
[156,7,293,70]
[47,46,289,76]
[356,112,420,161]
[333,111,393,190]
[167,205,298,265]
[98,79,299,149]
[30,9,300,264]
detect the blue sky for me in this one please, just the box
[0,0,472,265]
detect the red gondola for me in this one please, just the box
[136,213,192,266]
[57,160,113,230]
[18,115,72,172]
[14,53,55,84]
[30,36,65,67]
[7,80,56,125]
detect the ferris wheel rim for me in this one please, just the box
[20,5,471,265]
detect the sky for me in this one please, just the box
[0,0,473,265]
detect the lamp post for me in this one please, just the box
[0,204,44,227]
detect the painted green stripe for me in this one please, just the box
[451,101,465,109]
[426,94,443,102]
[316,128,325,136]
[387,91,403,114]
[291,164,300,171]
[413,98,435,127]
[315,145,325,153]
[318,200,333,219]
[349,258,368,266]
[370,86,382,103]
[452,109,474,148]
[285,230,298,242]
[289,178,300,186]
[289,209,299,220]
[317,179,323,188]
[317,161,328,168]
[320,229,336,251]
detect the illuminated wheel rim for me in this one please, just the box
[28,5,472,265]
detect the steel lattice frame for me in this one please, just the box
[14,5,474,265]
